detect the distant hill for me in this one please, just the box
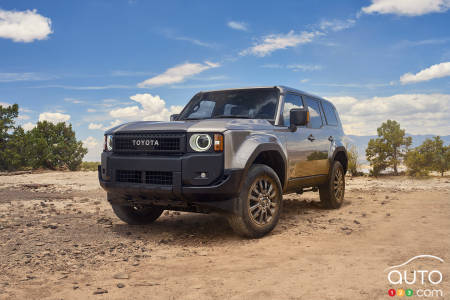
[346,134,450,163]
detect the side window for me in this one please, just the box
[322,101,338,126]
[305,97,323,129]
[282,93,304,126]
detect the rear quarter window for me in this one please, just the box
[322,101,338,126]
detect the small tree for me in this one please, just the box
[366,120,412,176]
[2,126,33,170]
[0,104,19,169]
[430,136,450,176]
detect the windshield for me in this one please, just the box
[179,88,280,121]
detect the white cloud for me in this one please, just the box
[88,123,104,130]
[319,19,355,32]
[17,114,30,120]
[240,30,317,57]
[83,136,99,148]
[105,119,123,129]
[64,97,84,104]
[137,61,220,88]
[38,112,71,124]
[287,64,323,71]
[0,9,52,42]
[110,106,140,118]
[110,93,183,121]
[227,21,248,31]
[87,108,97,113]
[300,79,310,83]
[160,29,216,48]
[326,93,450,136]
[0,101,11,107]
[22,122,35,131]
[82,136,103,162]
[172,35,214,48]
[261,64,322,71]
[0,72,55,82]
[361,0,450,16]
[400,62,450,84]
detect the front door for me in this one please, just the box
[284,93,318,178]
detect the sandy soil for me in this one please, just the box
[0,171,449,299]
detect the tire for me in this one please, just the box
[319,161,345,209]
[109,195,164,225]
[228,164,283,238]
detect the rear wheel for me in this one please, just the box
[109,194,164,225]
[319,161,345,209]
[228,164,282,238]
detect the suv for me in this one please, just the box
[99,86,347,238]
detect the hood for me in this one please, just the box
[105,119,274,134]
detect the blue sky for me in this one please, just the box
[1,0,449,160]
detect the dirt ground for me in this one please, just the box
[0,171,449,300]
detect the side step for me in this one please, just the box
[296,187,318,194]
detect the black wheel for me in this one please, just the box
[228,164,282,238]
[109,195,164,225]
[319,161,345,209]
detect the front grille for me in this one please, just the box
[114,132,185,153]
[145,171,173,185]
[115,170,173,186]
[116,170,142,183]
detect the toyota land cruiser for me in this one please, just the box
[99,86,347,238]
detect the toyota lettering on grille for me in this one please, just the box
[132,139,159,147]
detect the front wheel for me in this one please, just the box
[228,164,282,238]
[319,161,345,209]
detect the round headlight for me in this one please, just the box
[190,134,212,152]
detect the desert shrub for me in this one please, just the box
[346,144,360,176]
[81,161,100,171]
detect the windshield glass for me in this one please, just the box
[179,88,280,120]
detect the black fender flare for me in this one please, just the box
[329,146,348,173]
[240,143,288,191]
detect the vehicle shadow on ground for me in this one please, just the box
[109,196,332,244]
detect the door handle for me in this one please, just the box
[328,136,334,142]
[307,134,315,142]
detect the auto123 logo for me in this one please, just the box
[385,255,445,297]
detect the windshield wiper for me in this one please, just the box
[212,115,251,119]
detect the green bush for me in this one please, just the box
[0,103,87,171]
[405,136,450,177]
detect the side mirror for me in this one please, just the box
[170,114,180,121]
[289,108,309,131]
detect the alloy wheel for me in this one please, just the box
[334,168,344,203]
[248,176,278,226]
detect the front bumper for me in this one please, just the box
[98,152,243,213]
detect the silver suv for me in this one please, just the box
[99,86,347,238]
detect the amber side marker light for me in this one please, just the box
[306,111,310,124]
[214,134,224,152]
